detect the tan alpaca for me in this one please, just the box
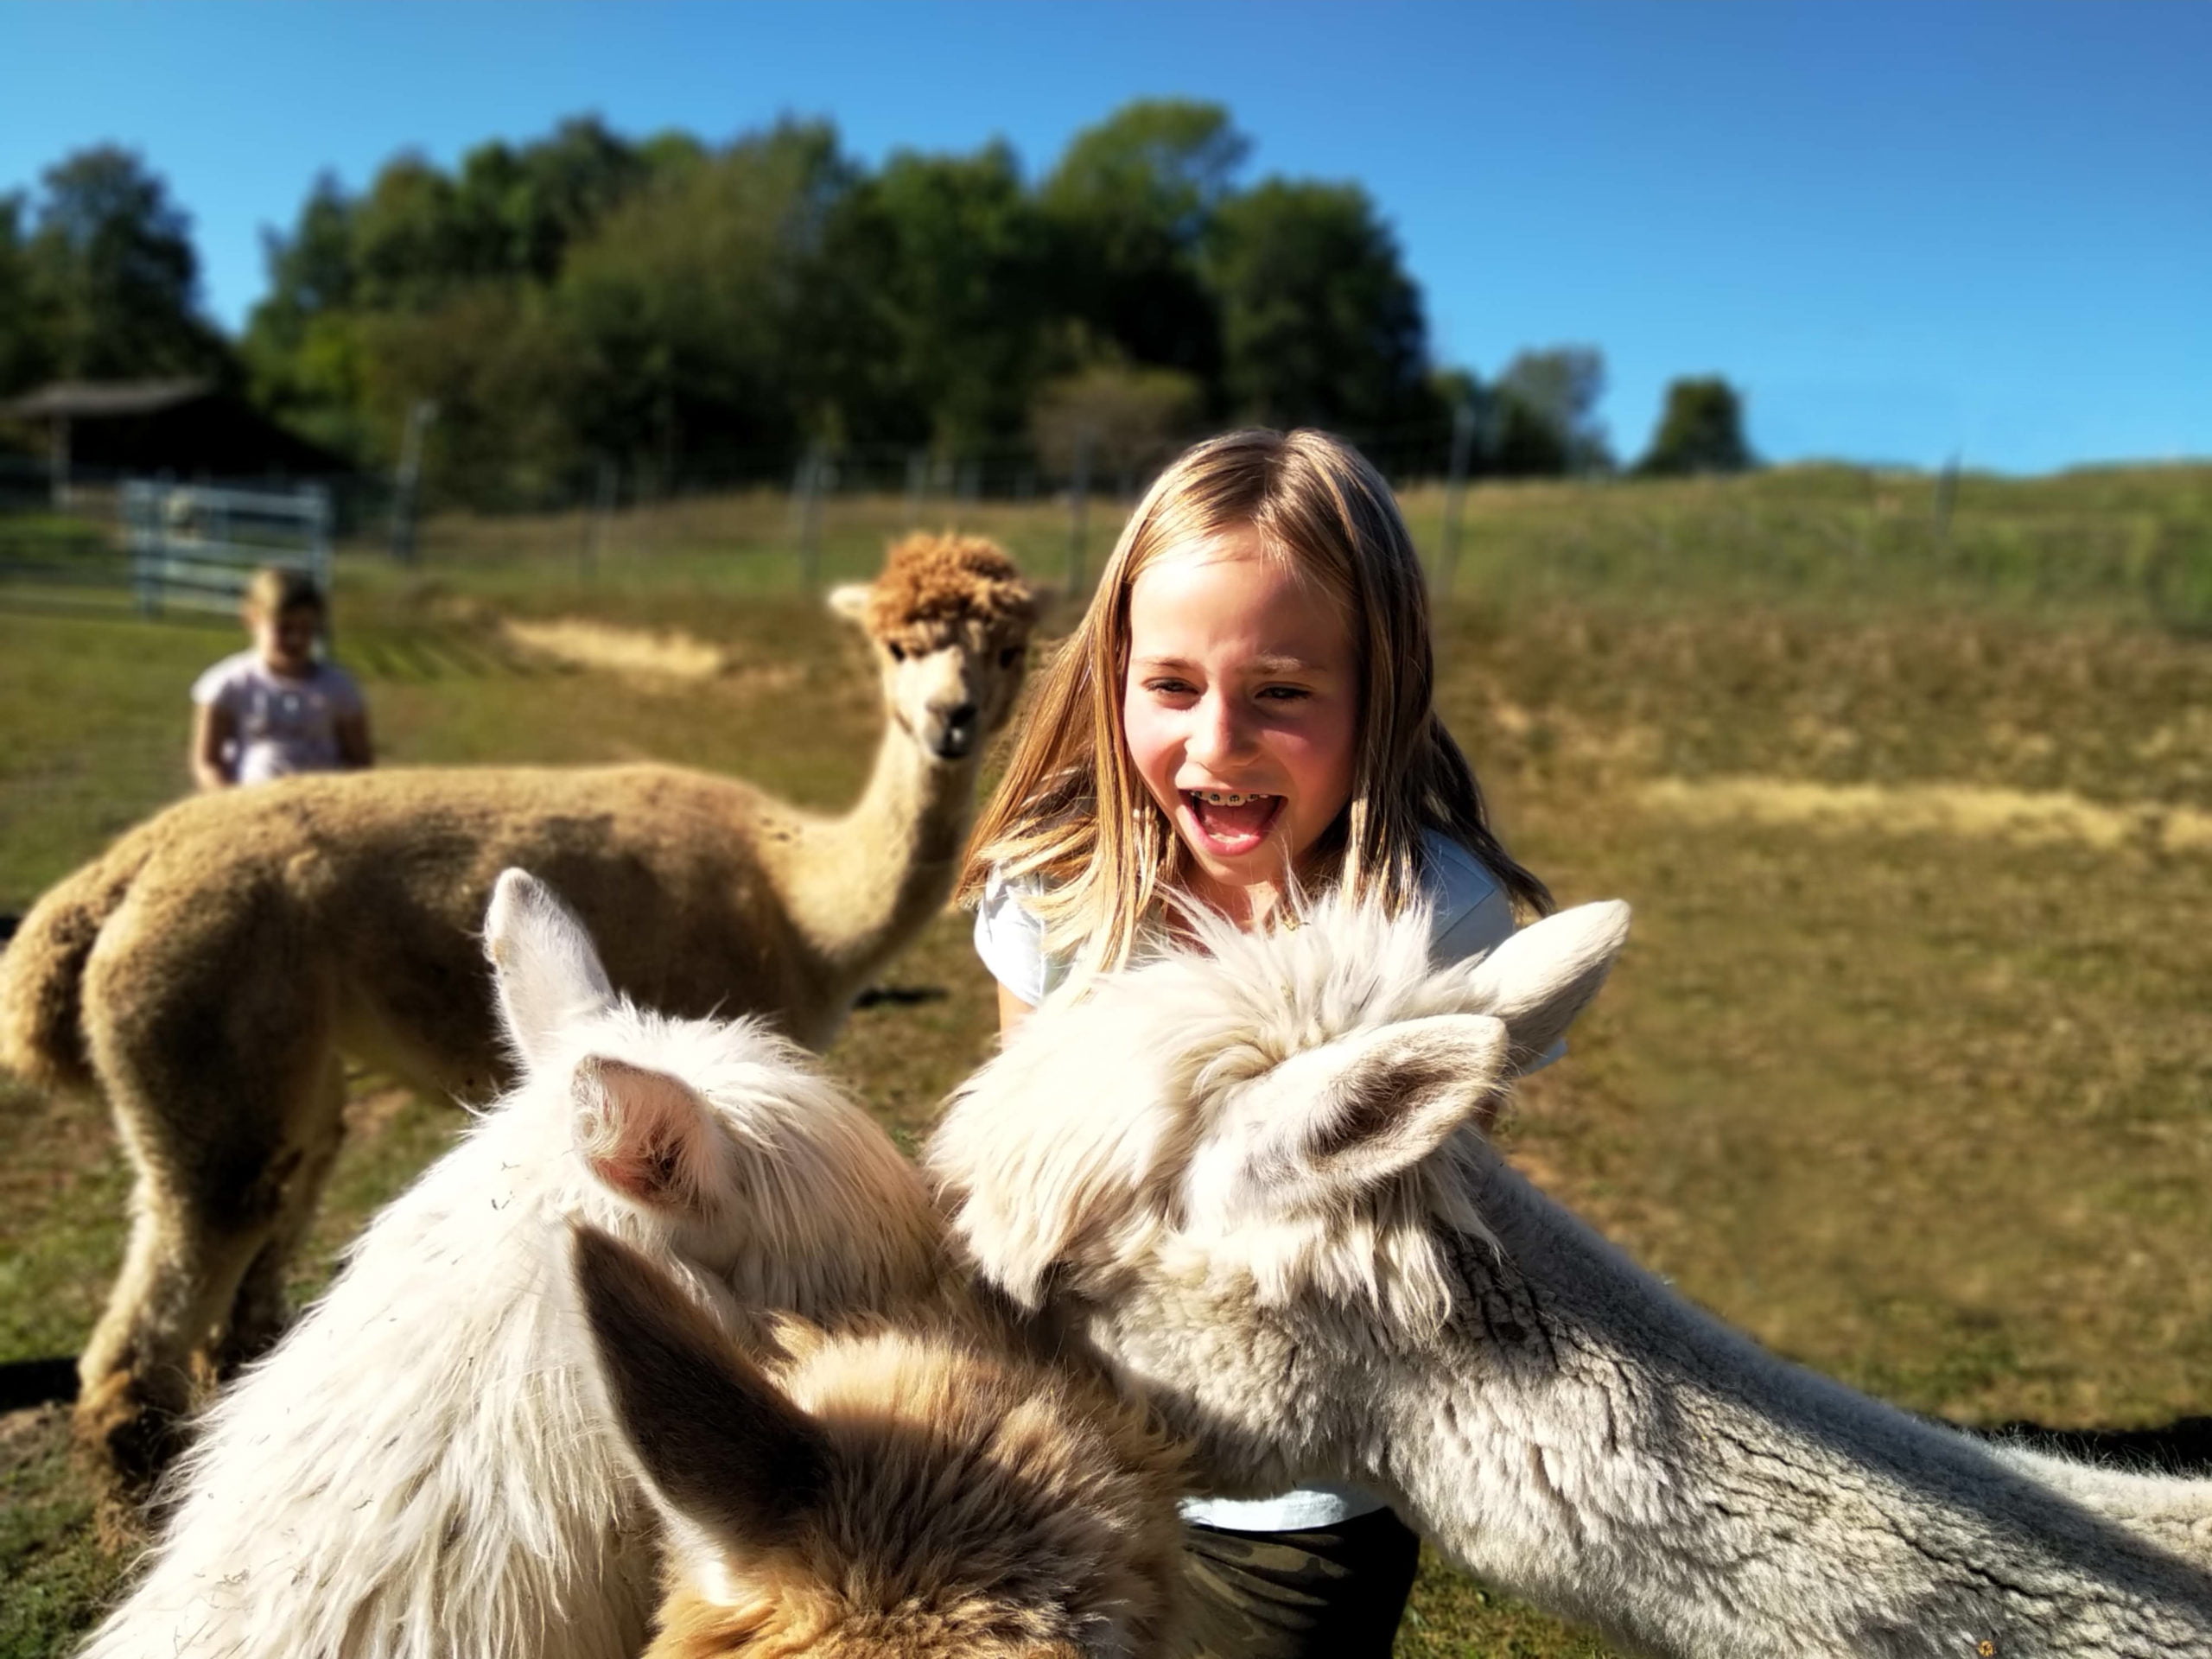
[0,532,1033,1491]
[569,1225,1187,1659]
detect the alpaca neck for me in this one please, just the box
[1377,1159,2212,1657]
[782,718,979,1007]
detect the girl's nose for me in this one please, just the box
[1186,690,1252,766]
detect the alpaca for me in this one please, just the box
[929,893,2212,1657]
[78,869,950,1659]
[0,532,1033,1490]
[569,1224,1186,1659]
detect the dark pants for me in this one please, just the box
[1173,1508,1422,1659]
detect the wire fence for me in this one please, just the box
[3,446,2210,625]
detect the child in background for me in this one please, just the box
[963,428,1553,1658]
[190,566,372,791]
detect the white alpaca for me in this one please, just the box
[80,870,945,1659]
[930,895,2212,1657]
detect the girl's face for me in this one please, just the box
[250,602,321,677]
[1122,528,1358,922]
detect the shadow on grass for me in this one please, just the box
[0,1361,74,1414]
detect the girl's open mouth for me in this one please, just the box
[1182,790,1284,858]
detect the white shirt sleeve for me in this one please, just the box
[190,651,249,710]
[971,872,1053,1007]
[1423,833,1564,1074]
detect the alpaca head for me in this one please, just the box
[929,892,1630,1331]
[830,533,1036,764]
[569,1224,1186,1659]
[485,868,943,1317]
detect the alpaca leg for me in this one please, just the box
[74,1159,282,1494]
[217,1052,348,1375]
[73,1030,325,1495]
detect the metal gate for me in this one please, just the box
[122,480,332,617]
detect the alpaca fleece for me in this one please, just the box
[79,870,946,1659]
[931,893,2212,1657]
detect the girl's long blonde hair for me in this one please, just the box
[960,428,1551,979]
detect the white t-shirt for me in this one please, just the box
[191,651,365,786]
[972,829,1526,1533]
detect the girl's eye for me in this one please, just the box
[1144,678,1197,697]
[1258,685,1312,702]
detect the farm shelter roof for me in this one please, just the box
[0,379,348,477]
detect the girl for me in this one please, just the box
[962,427,1551,1658]
[191,566,373,791]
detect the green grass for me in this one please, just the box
[4,464,2212,1656]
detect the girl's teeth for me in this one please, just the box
[1198,791,1263,806]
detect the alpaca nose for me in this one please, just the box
[935,702,980,759]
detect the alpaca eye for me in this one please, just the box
[998,647,1020,668]
[887,642,906,663]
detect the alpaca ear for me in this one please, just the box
[1460,900,1631,1071]
[569,1225,828,1548]
[826,582,873,626]
[1285,1014,1511,1192]
[571,1056,731,1214]
[484,868,616,1073]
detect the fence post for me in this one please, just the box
[390,399,438,563]
[580,456,616,582]
[1932,452,1961,551]
[123,481,157,616]
[906,448,927,523]
[1438,401,1477,595]
[795,443,826,590]
[1067,428,1095,593]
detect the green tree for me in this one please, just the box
[1492,346,1611,475]
[1040,99,1245,389]
[0,192,58,397]
[830,141,1055,448]
[1204,179,1432,432]
[558,121,851,472]
[1031,361,1203,483]
[356,283,582,502]
[1636,375,1756,475]
[25,146,230,382]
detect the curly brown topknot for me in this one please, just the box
[865,533,1036,651]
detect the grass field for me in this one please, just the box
[3,464,2211,1656]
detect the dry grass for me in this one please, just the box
[4,472,2212,1656]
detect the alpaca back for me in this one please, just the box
[82,990,945,1659]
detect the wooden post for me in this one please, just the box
[582,455,615,582]
[48,415,70,509]
[1932,452,1961,550]
[796,444,826,590]
[906,448,927,523]
[1439,401,1476,595]
[389,399,437,563]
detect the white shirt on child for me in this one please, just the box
[972,828,1524,1533]
[191,651,365,786]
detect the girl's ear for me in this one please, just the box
[1459,900,1631,1071]
[569,1224,828,1550]
[571,1056,729,1214]
[483,869,615,1075]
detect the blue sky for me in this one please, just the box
[2,0,2206,473]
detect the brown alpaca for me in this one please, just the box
[570,1225,1187,1659]
[0,533,1033,1493]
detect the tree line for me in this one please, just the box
[0,101,1754,503]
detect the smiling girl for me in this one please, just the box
[961,427,1551,1657]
